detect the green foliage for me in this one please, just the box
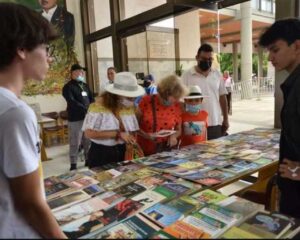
[22,39,78,96]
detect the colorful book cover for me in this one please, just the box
[90,214,161,239]
[142,203,183,227]
[191,189,227,204]
[67,176,99,189]
[54,196,110,226]
[166,196,201,215]
[153,186,177,199]
[135,174,169,189]
[160,183,191,197]
[199,204,243,226]
[183,212,227,238]
[151,230,174,239]
[239,211,292,238]
[163,220,211,239]
[82,184,105,196]
[45,182,71,198]
[132,190,166,211]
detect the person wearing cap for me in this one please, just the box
[134,73,158,106]
[137,75,186,156]
[62,63,94,171]
[181,85,209,147]
[182,43,229,140]
[82,72,144,168]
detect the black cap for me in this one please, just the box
[71,64,87,72]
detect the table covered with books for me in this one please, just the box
[45,128,300,239]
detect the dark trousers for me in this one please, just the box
[279,180,300,218]
[207,125,222,140]
[88,142,126,169]
[226,92,232,114]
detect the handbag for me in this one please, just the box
[115,112,144,161]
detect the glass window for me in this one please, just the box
[91,37,114,94]
[261,0,273,13]
[88,0,111,32]
[121,0,166,20]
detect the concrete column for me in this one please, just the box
[174,10,201,69]
[240,1,253,99]
[232,42,239,82]
[273,0,297,128]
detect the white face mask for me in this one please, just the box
[121,98,134,107]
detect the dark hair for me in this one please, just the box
[259,18,300,47]
[197,43,214,55]
[101,91,120,114]
[0,3,58,70]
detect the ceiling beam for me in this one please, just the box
[200,16,236,30]
[218,0,250,9]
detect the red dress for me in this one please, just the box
[181,110,208,147]
[137,95,182,156]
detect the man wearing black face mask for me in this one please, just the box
[182,43,229,140]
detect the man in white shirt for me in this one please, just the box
[0,3,66,238]
[39,0,75,46]
[182,43,229,140]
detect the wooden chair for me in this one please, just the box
[41,112,65,147]
[59,110,69,142]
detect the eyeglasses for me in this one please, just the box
[46,45,55,57]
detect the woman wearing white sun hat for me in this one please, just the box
[82,72,145,168]
[181,85,209,146]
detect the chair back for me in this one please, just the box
[59,111,68,120]
[42,112,59,120]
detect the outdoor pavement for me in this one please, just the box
[43,96,276,178]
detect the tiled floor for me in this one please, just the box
[43,96,275,184]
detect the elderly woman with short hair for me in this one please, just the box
[137,75,187,156]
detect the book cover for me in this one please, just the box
[90,214,161,239]
[221,226,260,239]
[142,203,183,227]
[48,190,91,212]
[163,220,211,239]
[166,196,202,215]
[114,182,147,198]
[153,186,177,200]
[160,182,191,197]
[191,189,227,204]
[100,173,139,191]
[132,190,166,211]
[67,176,99,189]
[54,196,110,226]
[240,211,292,238]
[182,212,227,238]
[45,182,72,199]
[151,230,174,239]
[135,175,168,189]
[199,204,243,226]
[82,184,105,196]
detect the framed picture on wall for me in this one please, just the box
[0,0,77,96]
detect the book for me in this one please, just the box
[238,211,292,238]
[48,190,91,212]
[198,204,243,227]
[221,226,261,239]
[131,190,166,211]
[45,181,73,200]
[82,184,105,196]
[191,189,227,204]
[54,196,110,226]
[166,195,202,215]
[114,182,147,198]
[142,203,183,227]
[272,212,300,239]
[89,214,161,239]
[218,196,264,220]
[67,176,99,189]
[162,220,211,239]
[182,212,227,238]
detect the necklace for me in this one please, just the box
[288,166,299,178]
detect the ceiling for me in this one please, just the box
[199,9,272,45]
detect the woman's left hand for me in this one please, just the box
[168,134,178,147]
[279,158,300,181]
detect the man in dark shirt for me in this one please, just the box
[259,18,300,218]
[63,64,94,170]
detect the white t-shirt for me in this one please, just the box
[0,87,41,238]
[182,67,227,126]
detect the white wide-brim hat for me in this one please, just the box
[184,85,209,99]
[105,72,145,98]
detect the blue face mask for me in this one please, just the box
[162,99,173,106]
[185,103,202,113]
[76,76,85,82]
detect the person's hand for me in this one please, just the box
[168,134,178,147]
[222,119,229,135]
[279,158,300,180]
[120,132,136,144]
